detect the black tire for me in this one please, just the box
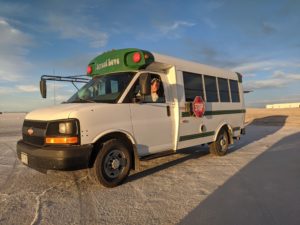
[209,128,229,156]
[89,139,131,188]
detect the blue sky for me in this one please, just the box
[0,0,300,111]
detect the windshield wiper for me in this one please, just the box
[68,98,96,103]
[80,98,97,103]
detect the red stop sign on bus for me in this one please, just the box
[193,96,205,118]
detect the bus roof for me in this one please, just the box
[87,48,241,81]
[152,53,239,80]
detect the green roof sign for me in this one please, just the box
[87,48,154,76]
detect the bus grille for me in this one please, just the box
[22,120,48,146]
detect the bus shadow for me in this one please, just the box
[228,115,287,153]
[179,131,300,225]
[127,115,287,183]
[127,147,210,183]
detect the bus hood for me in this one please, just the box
[25,103,98,121]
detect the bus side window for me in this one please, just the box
[110,80,119,93]
[204,75,219,102]
[182,72,204,102]
[96,80,106,95]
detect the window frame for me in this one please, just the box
[218,77,230,103]
[204,75,219,102]
[182,71,205,102]
[229,79,240,102]
[124,73,166,103]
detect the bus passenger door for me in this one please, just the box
[177,71,210,149]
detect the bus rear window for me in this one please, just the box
[230,80,240,102]
[218,78,230,102]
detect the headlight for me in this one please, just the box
[45,119,80,145]
[59,122,73,134]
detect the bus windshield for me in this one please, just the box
[66,72,135,103]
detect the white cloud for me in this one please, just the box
[0,86,16,94]
[0,82,74,98]
[157,21,196,35]
[0,19,8,25]
[272,70,300,80]
[16,85,39,92]
[233,61,300,91]
[244,79,288,90]
[0,84,38,94]
[244,70,300,90]
[138,20,196,41]
[232,60,300,73]
[0,69,21,82]
[0,18,32,53]
[0,18,33,82]
[46,14,108,48]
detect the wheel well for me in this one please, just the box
[88,132,135,169]
[218,125,233,144]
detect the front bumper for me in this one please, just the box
[17,140,93,172]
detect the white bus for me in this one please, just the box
[17,48,245,187]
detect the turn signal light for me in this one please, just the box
[45,137,78,144]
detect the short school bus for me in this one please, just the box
[17,48,245,187]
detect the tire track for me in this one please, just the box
[29,186,55,225]
[72,172,94,225]
[0,143,19,191]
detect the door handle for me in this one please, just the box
[166,105,171,117]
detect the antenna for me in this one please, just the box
[53,69,56,105]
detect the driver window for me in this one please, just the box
[129,74,165,103]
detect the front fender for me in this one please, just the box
[92,129,137,145]
[92,129,140,171]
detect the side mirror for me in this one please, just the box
[139,73,150,96]
[40,79,47,98]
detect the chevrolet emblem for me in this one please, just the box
[27,128,34,136]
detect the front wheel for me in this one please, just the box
[90,139,131,188]
[209,129,229,156]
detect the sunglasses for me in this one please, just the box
[151,78,161,84]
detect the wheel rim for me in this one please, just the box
[103,149,127,179]
[219,134,228,152]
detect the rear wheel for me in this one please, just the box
[89,139,131,187]
[209,128,229,156]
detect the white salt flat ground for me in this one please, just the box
[0,113,299,225]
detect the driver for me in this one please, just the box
[149,78,160,102]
